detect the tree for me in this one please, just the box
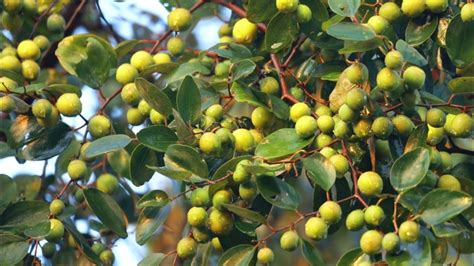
[0,0,473,265]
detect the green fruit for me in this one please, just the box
[208,209,233,235]
[233,160,251,184]
[23,0,37,14]
[392,115,415,136]
[449,113,472,138]
[91,242,106,255]
[33,35,50,50]
[360,230,383,255]
[377,67,401,91]
[199,132,221,154]
[280,230,299,251]
[430,147,442,169]
[329,154,349,177]
[315,133,333,148]
[153,52,172,64]
[37,106,59,128]
[461,3,474,22]
[130,51,153,71]
[190,187,210,207]
[206,104,224,121]
[99,250,115,265]
[47,14,66,33]
[385,50,404,70]
[216,128,235,146]
[192,226,211,243]
[319,201,342,224]
[167,8,192,32]
[67,233,77,248]
[74,189,85,203]
[1,11,23,31]
[46,218,64,242]
[338,104,358,122]
[187,207,207,227]
[320,147,337,159]
[439,151,452,172]
[219,36,234,44]
[257,247,274,263]
[295,115,317,138]
[0,77,17,92]
[232,128,255,153]
[379,2,402,22]
[21,60,40,80]
[305,217,328,240]
[345,88,367,111]
[56,93,82,117]
[0,55,21,72]
[212,190,232,210]
[276,0,299,13]
[67,160,89,180]
[427,125,445,145]
[437,174,461,191]
[315,105,332,117]
[96,173,118,194]
[167,37,185,56]
[382,232,400,252]
[333,120,352,139]
[364,205,385,226]
[372,117,394,139]
[88,115,112,139]
[259,76,280,95]
[358,171,383,197]
[250,129,265,144]
[214,61,230,77]
[4,0,23,13]
[200,115,216,129]
[239,181,258,202]
[218,23,232,37]
[150,109,165,124]
[211,237,223,252]
[403,66,426,89]
[353,118,372,139]
[251,107,274,129]
[426,108,446,128]
[316,115,335,134]
[0,95,15,112]
[426,0,448,13]
[221,116,237,130]
[367,15,389,34]
[346,209,365,231]
[127,108,146,125]
[121,83,141,106]
[232,18,258,44]
[346,64,369,85]
[401,0,426,17]
[49,199,65,216]
[42,242,56,258]
[398,221,420,243]
[296,4,312,23]
[115,63,138,85]
[290,102,311,122]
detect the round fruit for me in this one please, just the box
[403,66,426,89]
[379,2,401,22]
[187,207,207,227]
[206,104,224,121]
[33,35,50,50]
[437,174,461,191]
[4,0,23,13]
[401,0,426,18]
[153,52,172,64]
[251,107,275,129]
[364,205,386,226]
[0,55,21,72]
[346,63,368,85]
[167,37,185,56]
[239,181,258,202]
[233,160,251,184]
[232,128,255,153]
[130,51,153,71]
[345,88,367,110]
[398,221,420,243]
[96,173,119,194]
[211,237,223,252]
[426,0,448,13]
[56,93,82,117]
[295,115,317,138]
[305,217,328,240]
[67,160,88,180]
[338,104,357,122]
[0,95,15,113]
[382,232,400,252]
[315,105,332,116]
[42,242,56,258]
[315,133,333,148]
[232,18,258,44]
[426,108,446,128]
[317,115,335,134]
[296,4,312,23]
[257,247,274,263]
[88,115,112,139]
[37,106,59,128]
[329,154,349,177]
[346,209,365,231]
[208,209,234,235]
[190,187,210,207]
[167,8,192,32]
[360,230,383,255]
[377,67,401,91]
[214,61,230,77]
[353,119,372,139]
[49,199,65,216]
[372,117,394,139]
[319,201,342,224]
[320,147,337,159]
[276,0,299,13]
[280,230,299,251]
[21,60,39,80]
[47,14,66,33]
[218,23,232,37]
[427,125,445,145]
[150,109,165,124]
[17,40,41,60]
[461,3,474,22]
[290,102,311,122]
[260,76,280,95]
[115,63,138,85]
[367,15,389,34]
[127,108,145,125]
[199,132,221,154]
[192,226,210,243]
[121,83,141,105]
[385,50,404,70]
[200,115,216,129]
[212,190,232,210]
[216,128,235,146]
[449,113,472,138]
[92,242,106,255]
[98,250,114,265]
[392,115,415,136]
[358,171,383,196]
[439,151,452,172]
[219,36,234,44]
[46,218,64,242]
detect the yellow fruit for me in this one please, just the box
[360,230,383,254]
[130,51,153,71]
[199,132,221,154]
[21,60,40,80]
[115,63,138,85]
[358,171,383,196]
[401,0,426,18]
[167,8,192,32]
[167,37,185,56]
[276,0,299,13]
[0,95,15,113]
[232,18,258,44]
[153,53,172,65]
[88,115,112,139]
[232,128,255,153]
[17,40,41,60]
[437,174,461,191]
[0,55,21,72]
[127,108,146,125]
[56,93,82,117]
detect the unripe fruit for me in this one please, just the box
[0,95,15,113]
[329,154,349,177]
[233,160,251,184]
[74,189,85,203]
[153,53,172,65]
[239,181,258,202]
[1,12,23,31]
[216,128,235,146]
[232,128,255,153]
[364,205,385,226]
[192,226,211,243]
[430,147,442,169]
[449,113,472,138]
[398,221,420,242]
[56,93,82,117]
[295,115,317,138]
[403,66,425,89]
[346,64,368,85]
[401,0,426,18]
[345,88,367,111]
[199,132,220,154]
[333,120,351,139]
[37,106,59,128]
[67,160,88,180]
[315,105,332,116]
[426,125,445,145]
[358,171,383,196]
[99,250,115,265]
[280,230,299,251]
[251,107,274,129]
[187,207,207,227]
[346,209,365,231]
[212,190,232,210]
[319,201,342,224]
[96,173,119,194]
[42,242,56,258]
[382,232,400,252]
[208,209,234,235]
[317,115,335,134]
[211,237,223,252]
[218,23,232,37]
[392,115,415,136]
[290,102,311,122]
[257,247,274,263]
[92,242,106,255]
[338,104,358,122]
[190,187,210,207]
[372,117,394,139]
[214,61,230,77]
[167,37,185,56]
[305,217,328,240]
[437,174,461,191]
[49,199,65,216]
[4,0,23,13]
[251,129,266,143]
[276,0,299,13]
[296,4,312,23]
[46,218,64,242]
[367,16,389,34]
[47,14,66,33]
[315,133,333,148]
[23,0,38,15]
[377,67,401,91]
[260,76,280,95]
[426,108,446,128]
[167,8,192,32]
[360,230,383,255]
[439,151,452,172]
[88,115,112,139]
[385,50,404,70]
[353,118,372,139]
[206,104,224,121]
[121,83,141,106]
[0,55,21,72]
[320,147,336,159]
[150,109,165,124]
[130,51,153,71]
[426,0,448,13]
[461,3,474,22]
[33,35,50,50]
[116,63,138,85]
[379,2,402,22]
[21,59,39,80]
[200,115,216,129]
[232,18,258,44]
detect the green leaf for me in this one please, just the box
[446,15,474,67]
[56,34,117,88]
[301,239,326,266]
[395,39,428,66]
[243,163,285,175]
[176,76,202,124]
[406,17,438,46]
[136,205,170,245]
[217,244,256,266]
[0,174,16,212]
[246,0,278,23]
[231,59,256,80]
[164,144,208,180]
[107,149,131,178]
[209,155,252,197]
[339,37,384,54]
[328,0,360,17]
[137,125,178,152]
[327,23,376,41]
[448,77,474,94]
[256,175,300,210]
[84,134,131,158]
[172,109,195,144]
[432,218,468,238]
[418,189,472,225]
[404,124,428,153]
[192,242,212,266]
[63,220,102,264]
[302,154,337,192]
[167,61,211,84]
[135,78,172,116]
[137,190,170,209]
[255,128,313,160]
[265,13,298,53]
[138,253,166,266]
[300,0,329,34]
[141,63,179,77]
[386,236,431,266]
[208,43,253,61]
[0,69,23,85]
[130,144,158,186]
[222,203,266,224]
[0,234,29,266]
[24,220,50,238]
[336,248,370,266]
[83,188,128,238]
[390,147,430,192]
[55,140,81,178]
[147,166,197,182]
[114,40,140,58]
[399,186,431,212]
[0,201,49,229]
[21,122,74,161]
[14,175,41,200]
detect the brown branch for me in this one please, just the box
[29,0,60,39]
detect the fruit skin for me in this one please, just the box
[379,2,402,22]
[88,115,112,139]
[167,37,185,56]
[317,115,335,134]
[295,115,317,138]
[116,63,138,85]
[214,61,230,77]
[345,88,367,110]
[121,83,141,106]
[232,18,258,44]
[176,237,197,259]
[360,230,383,255]
[319,201,342,224]
[206,104,224,121]
[56,93,82,117]
[211,237,223,252]
[199,132,221,154]
[42,242,56,258]
[150,109,165,124]
[385,50,404,70]
[372,117,394,139]
[448,113,472,138]
[377,67,401,91]
[218,23,232,37]
[67,160,89,180]
[398,221,420,243]
[401,0,426,18]
[250,130,265,144]
[260,76,280,95]
[346,64,369,85]
[320,147,337,159]
[46,218,65,242]
[233,160,251,184]
[130,51,153,71]
[276,0,299,13]
[167,8,192,32]
[461,3,474,22]
[403,66,426,89]
[47,14,66,33]
[382,232,400,252]
[364,205,386,226]
[96,173,119,194]
[4,0,23,13]
[239,181,258,202]
[33,35,50,50]
[353,119,372,139]
[37,106,59,127]
[192,226,211,243]
[212,190,232,210]
[99,250,115,265]
[127,108,146,125]
[338,104,358,122]
[329,154,349,177]
[427,125,445,145]
[190,187,210,207]
[232,128,255,153]
[257,248,274,264]
[346,209,365,231]
[187,207,208,227]
[280,230,299,251]
[91,242,106,255]
[208,209,234,235]
[437,174,461,191]
[49,199,65,216]
[153,53,172,64]
[21,60,40,80]
[439,151,452,172]
[296,4,312,23]
[17,40,41,60]
[216,128,235,146]
[305,217,328,240]
[426,0,448,13]
[251,107,275,129]
[367,15,389,34]
[358,171,383,197]
[290,102,311,122]
[0,55,21,72]
[426,108,446,128]
[392,115,415,136]
[0,95,15,113]
[315,133,333,148]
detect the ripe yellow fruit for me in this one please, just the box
[167,8,192,32]
[461,3,474,22]
[0,95,15,113]
[259,76,280,95]
[426,0,448,13]
[232,18,258,44]
[33,35,50,50]
[17,40,41,60]
[379,2,401,22]
[115,63,138,85]
[127,108,146,125]
[401,0,426,18]
[437,174,461,191]
[37,106,59,128]
[376,67,401,91]
[45,218,64,242]
[0,55,21,72]
[199,132,221,154]
[21,60,40,80]
[276,0,299,13]
[167,37,185,56]
[153,53,172,65]
[251,107,274,129]
[296,4,312,23]
[96,173,119,194]
[367,15,389,34]
[290,102,311,122]
[398,221,420,243]
[88,115,112,139]
[257,247,274,263]
[360,230,383,254]
[150,109,165,124]
[67,159,89,180]
[130,51,153,71]
[232,128,255,153]
[208,209,234,235]
[56,93,82,117]
[121,83,141,106]
[358,171,383,196]
[305,217,328,240]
